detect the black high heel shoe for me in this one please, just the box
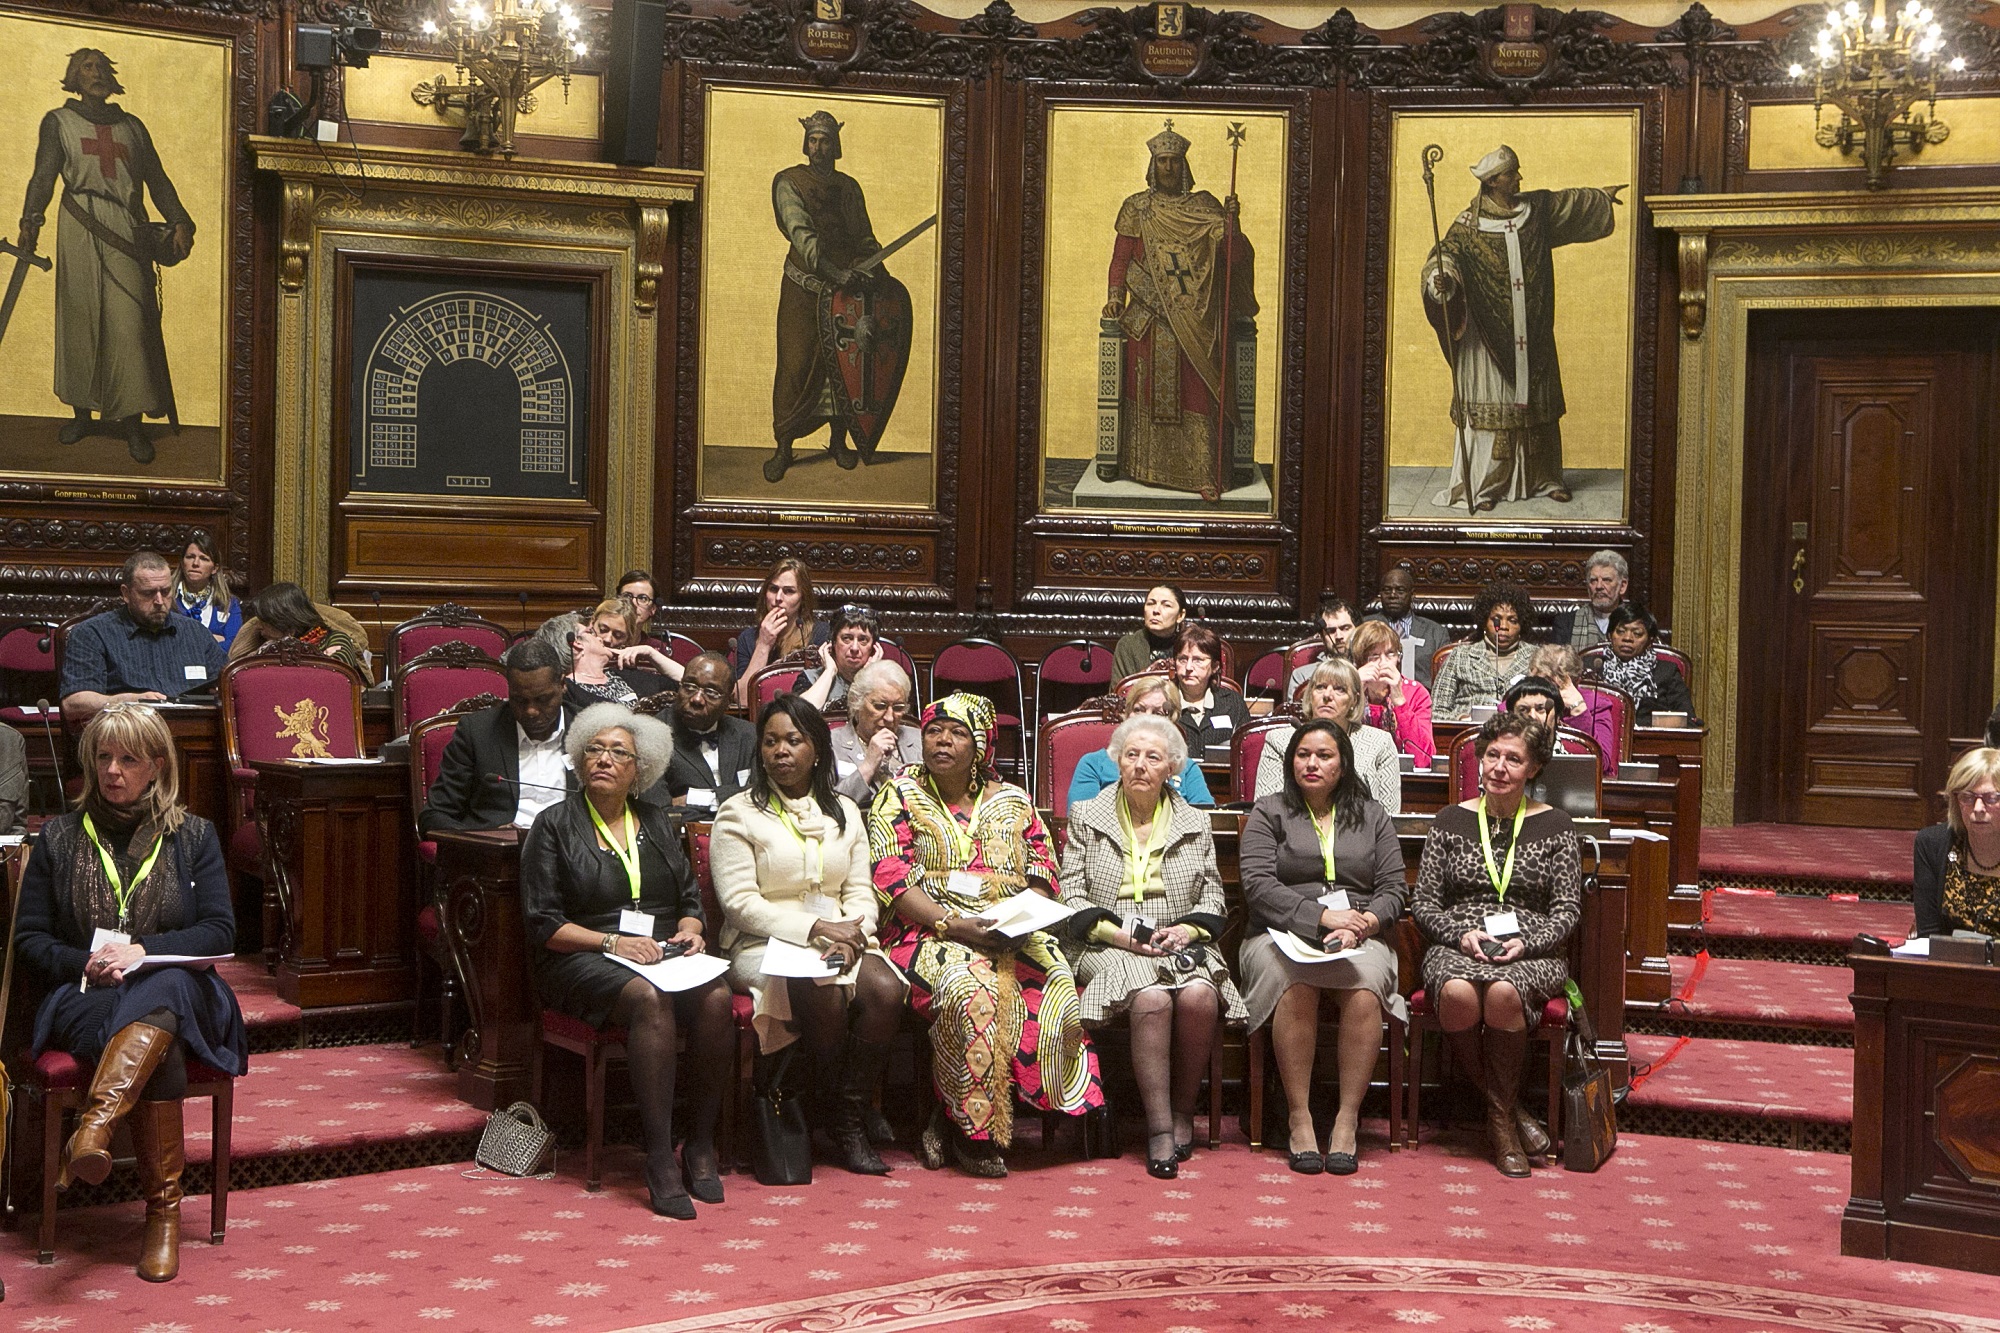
[1146,1130,1179,1180]
[645,1157,696,1221]
[683,1149,725,1205]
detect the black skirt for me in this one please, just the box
[34,965,247,1076]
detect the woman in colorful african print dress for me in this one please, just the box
[868,693,1106,1177]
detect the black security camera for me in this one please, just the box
[296,6,382,71]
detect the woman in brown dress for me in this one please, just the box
[1412,711,1580,1177]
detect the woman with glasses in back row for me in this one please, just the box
[1914,748,2000,940]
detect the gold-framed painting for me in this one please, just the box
[694,83,946,511]
[0,9,232,486]
[1382,107,1640,526]
[1035,101,1289,518]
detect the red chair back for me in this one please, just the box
[395,642,508,732]
[658,632,705,667]
[1574,681,1634,772]
[931,639,1024,719]
[1430,639,1468,686]
[1113,662,1173,692]
[1281,638,1323,677]
[1244,650,1285,702]
[1035,641,1115,719]
[1215,639,1237,681]
[388,603,511,672]
[1232,716,1298,800]
[685,822,718,925]
[1654,645,1692,682]
[750,648,819,710]
[1034,707,1120,818]
[0,624,54,674]
[1444,726,1482,803]
[878,639,923,712]
[220,644,367,768]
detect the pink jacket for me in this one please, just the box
[1363,679,1435,767]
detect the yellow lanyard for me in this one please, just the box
[1116,792,1171,903]
[1476,796,1527,904]
[82,813,164,929]
[587,801,643,902]
[769,791,825,890]
[1307,803,1338,886]
[925,777,984,866]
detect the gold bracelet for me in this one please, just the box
[931,911,958,939]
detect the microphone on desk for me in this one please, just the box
[489,773,571,792]
[35,698,65,803]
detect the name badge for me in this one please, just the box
[736,769,751,785]
[184,664,208,681]
[618,909,656,937]
[1210,715,1232,730]
[89,926,133,954]
[835,761,858,778]
[685,788,716,808]
[1485,911,1521,939]
[946,869,984,901]
[1319,889,1351,913]
[802,891,835,918]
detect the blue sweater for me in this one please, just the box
[1066,749,1213,810]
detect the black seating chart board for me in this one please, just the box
[348,271,592,501]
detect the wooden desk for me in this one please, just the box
[433,828,531,1110]
[1845,947,2000,1271]
[251,758,417,1009]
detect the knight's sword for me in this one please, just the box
[851,214,938,275]
[0,238,53,352]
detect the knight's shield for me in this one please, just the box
[825,273,914,451]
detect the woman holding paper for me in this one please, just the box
[868,692,1106,1178]
[713,695,908,1176]
[520,703,734,1219]
[1058,712,1244,1179]
[13,702,245,1281]
[1412,711,1581,1178]
[1238,719,1407,1176]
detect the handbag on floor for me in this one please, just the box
[474,1101,556,1178]
[1561,980,1617,1172]
[751,1047,814,1186]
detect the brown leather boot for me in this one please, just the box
[130,1098,185,1281]
[1481,1025,1533,1178]
[59,1022,176,1189]
[1444,1025,1486,1097]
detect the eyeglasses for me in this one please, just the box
[583,744,637,763]
[679,684,726,703]
[1958,791,2000,809]
[620,592,655,608]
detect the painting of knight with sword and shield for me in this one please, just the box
[0,13,230,484]
[698,87,946,510]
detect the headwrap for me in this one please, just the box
[921,691,998,784]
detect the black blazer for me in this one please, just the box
[1178,685,1254,758]
[662,711,758,815]
[1914,822,1953,938]
[419,703,578,837]
[519,794,703,948]
[1633,661,1694,724]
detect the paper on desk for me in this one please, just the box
[1607,827,1668,841]
[761,937,842,979]
[127,953,232,973]
[987,890,1073,938]
[1267,927,1364,966]
[1890,937,1930,958]
[286,756,378,765]
[607,950,730,992]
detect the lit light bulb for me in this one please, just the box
[1844,1,1860,16]
[421,18,439,34]
[1950,55,1966,70]
[1789,61,1806,76]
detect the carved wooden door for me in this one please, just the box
[1741,313,1999,828]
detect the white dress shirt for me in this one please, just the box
[513,722,568,828]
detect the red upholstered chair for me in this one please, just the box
[1033,701,1123,818]
[685,821,755,1171]
[654,632,705,668]
[1429,638,1469,688]
[48,601,116,734]
[1282,637,1324,681]
[532,1006,628,1193]
[1232,713,1302,804]
[749,647,819,710]
[394,641,507,733]
[387,603,511,674]
[219,642,367,961]
[0,621,63,811]
[1113,661,1172,692]
[930,639,1028,781]
[1035,641,1114,721]
[1244,649,1285,705]
[878,639,922,712]
[1571,682,1633,775]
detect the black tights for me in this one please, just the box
[784,955,904,1050]
[134,1009,187,1102]
[613,977,734,1179]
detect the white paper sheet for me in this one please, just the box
[127,953,232,973]
[1890,937,1930,959]
[1607,827,1668,842]
[761,937,843,978]
[987,890,1074,938]
[606,950,731,992]
[1267,926,1364,966]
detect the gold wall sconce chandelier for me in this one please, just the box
[411,0,589,158]
[1789,0,1966,189]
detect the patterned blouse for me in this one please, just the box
[867,770,1059,952]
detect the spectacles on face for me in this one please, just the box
[584,744,637,763]
[1958,791,2000,809]
[621,592,655,609]
[679,684,727,703]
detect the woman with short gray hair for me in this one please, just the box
[1059,710,1244,1178]
[523,703,734,1219]
[830,660,922,806]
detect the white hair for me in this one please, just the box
[1107,712,1188,772]
[848,659,910,709]
[1586,549,1629,582]
[566,702,674,793]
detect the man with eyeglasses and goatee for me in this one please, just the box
[660,653,756,816]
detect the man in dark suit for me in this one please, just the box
[663,652,756,816]
[419,639,574,835]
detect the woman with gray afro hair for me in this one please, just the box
[564,702,675,793]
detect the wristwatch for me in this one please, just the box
[601,932,618,955]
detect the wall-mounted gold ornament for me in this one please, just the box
[1788,0,1965,189]
[410,0,587,158]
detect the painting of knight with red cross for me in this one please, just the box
[13,46,194,466]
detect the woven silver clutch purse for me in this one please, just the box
[475,1101,555,1178]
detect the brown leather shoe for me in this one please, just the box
[131,1099,185,1282]
[1514,1106,1552,1159]
[60,1021,176,1190]
[1481,1025,1534,1178]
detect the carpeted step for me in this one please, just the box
[1699,822,1916,900]
[215,954,303,1052]
[1672,890,1913,964]
[1627,955,1853,1046]
[1622,1033,1851,1152]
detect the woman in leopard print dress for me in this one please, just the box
[1413,712,1580,1178]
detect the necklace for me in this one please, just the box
[1966,838,2000,874]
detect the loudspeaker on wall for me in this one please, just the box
[603,0,666,166]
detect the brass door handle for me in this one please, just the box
[1791,547,1806,595]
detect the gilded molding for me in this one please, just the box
[1676,231,1709,339]
[250,137,699,205]
[279,178,315,293]
[635,206,673,316]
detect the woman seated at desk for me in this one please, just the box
[1239,719,1406,1174]
[1350,620,1435,767]
[1431,581,1537,721]
[1596,602,1693,726]
[520,703,734,1219]
[1171,623,1251,766]
[13,703,245,1281]
[1914,747,2000,939]
[1067,674,1214,810]
[1412,712,1581,1177]
[1058,711,1243,1178]
[1255,659,1401,813]
[712,696,907,1176]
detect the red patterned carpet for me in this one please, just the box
[1700,823,1917,887]
[10,1131,2000,1332]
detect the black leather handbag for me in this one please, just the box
[750,1047,814,1186]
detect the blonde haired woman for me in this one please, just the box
[1254,658,1401,813]
[1066,674,1215,809]
[1914,747,2000,939]
[14,703,245,1280]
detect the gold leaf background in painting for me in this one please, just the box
[697,85,943,503]
[1385,109,1638,473]
[0,13,228,432]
